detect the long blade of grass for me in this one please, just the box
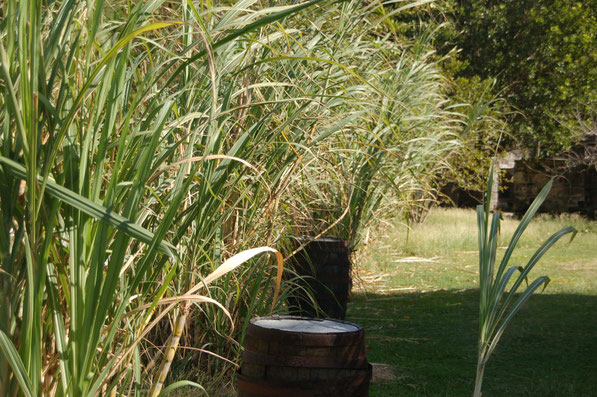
[0,156,176,257]
[485,276,551,358]
[493,180,554,284]
[494,225,577,326]
[486,212,500,289]
[185,247,284,295]
[0,331,33,397]
[157,380,207,397]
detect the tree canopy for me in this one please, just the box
[444,0,597,153]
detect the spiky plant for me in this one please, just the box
[474,167,577,396]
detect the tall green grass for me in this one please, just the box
[0,0,327,394]
[282,0,461,249]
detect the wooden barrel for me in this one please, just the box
[238,316,371,397]
[288,237,351,319]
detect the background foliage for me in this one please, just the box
[441,0,597,153]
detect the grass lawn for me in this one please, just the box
[348,208,597,396]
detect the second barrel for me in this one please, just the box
[287,237,351,319]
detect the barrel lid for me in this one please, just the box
[250,316,361,334]
[290,237,350,253]
[295,236,346,243]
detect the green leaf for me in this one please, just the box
[0,155,176,258]
[0,331,34,397]
[486,276,551,358]
[157,380,207,396]
[496,225,577,323]
[494,179,554,283]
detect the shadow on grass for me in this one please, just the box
[346,290,597,397]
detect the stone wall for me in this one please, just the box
[498,160,597,218]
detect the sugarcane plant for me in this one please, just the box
[474,166,577,396]
[0,0,322,395]
[283,0,460,250]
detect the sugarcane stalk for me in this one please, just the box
[148,304,188,397]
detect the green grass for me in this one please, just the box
[349,207,597,396]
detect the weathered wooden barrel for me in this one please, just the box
[238,316,371,397]
[287,237,351,319]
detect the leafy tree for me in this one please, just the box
[391,0,596,196]
[444,0,597,153]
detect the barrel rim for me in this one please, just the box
[288,236,351,253]
[249,315,363,334]
[293,236,347,243]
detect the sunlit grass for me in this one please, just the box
[356,208,596,294]
[351,207,597,396]
[365,207,595,264]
